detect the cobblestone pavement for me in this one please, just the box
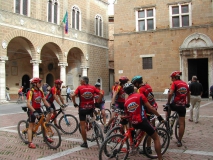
[0,99,213,160]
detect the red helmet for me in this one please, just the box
[30,77,42,84]
[170,71,182,77]
[54,79,63,84]
[119,76,129,82]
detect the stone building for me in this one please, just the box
[113,0,213,98]
[0,0,109,102]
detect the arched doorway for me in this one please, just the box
[46,73,54,87]
[22,74,30,93]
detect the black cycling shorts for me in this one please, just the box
[79,108,94,121]
[48,101,56,111]
[132,118,155,136]
[29,108,42,123]
[170,104,186,117]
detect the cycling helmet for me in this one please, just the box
[131,75,143,84]
[54,79,63,84]
[170,71,182,77]
[30,77,42,84]
[123,83,134,95]
[95,82,101,86]
[119,76,129,83]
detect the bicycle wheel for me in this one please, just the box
[94,122,104,146]
[105,125,125,139]
[100,109,112,125]
[143,127,170,159]
[99,134,129,160]
[43,122,61,149]
[17,120,29,144]
[78,122,94,141]
[59,114,78,134]
[174,114,179,140]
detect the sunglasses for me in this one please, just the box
[38,81,42,84]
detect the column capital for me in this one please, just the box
[80,65,89,69]
[58,62,68,67]
[30,59,42,64]
[0,56,8,61]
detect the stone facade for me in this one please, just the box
[113,0,213,98]
[0,0,109,102]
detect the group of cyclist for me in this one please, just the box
[25,70,190,160]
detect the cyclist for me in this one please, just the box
[167,71,190,147]
[46,79,66,129]
[104,76,129,133]
[26,77,52,149]
[94,82,107,125]
[111,81,119,98]
[123,83,164,160]
[71,76,103,148]
[131,75,158,154]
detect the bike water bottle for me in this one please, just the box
[51,114,55,120]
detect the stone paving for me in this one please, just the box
[0,100,213,160]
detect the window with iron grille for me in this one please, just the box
[47,0,58,24]
[142,57,152,69]
[169,3,191,28]
[15,0,29,16]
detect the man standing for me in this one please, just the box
[71,76,103,148]
[66,86,72,103]
[167,71,190,147]
[189,76,203,124]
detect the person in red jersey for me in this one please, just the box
[131,75,158,154]
[94,82,107,125]
[167,71,190,147]
[71,76,103,148]
[46,79,66,129]
[111,81,119,98]
[104,76,129,133]
[123,83,164,160]
[26,77,51,149]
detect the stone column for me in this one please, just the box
[81,66,89,77]
[0,56,8,103]
[30,60,41,78]
[58,62,68,85]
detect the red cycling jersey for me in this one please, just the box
[170,80,189,106]
[94,89,105,103]
[27,88,44,109]
[138,84,158,110]
[74,84,102,109]
[124,93,148,124]
[114,85,126,103]
[46,86,61,103]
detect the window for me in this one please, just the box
[47,0,58,24]
[72,6,81,30]
[142,57,152,69]
[95,15,103,36]
[136,8,155,31]
[169,3,191,28]
[15,0,29,16]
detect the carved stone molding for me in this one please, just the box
[58,62,68,68]
[30,59,42,65]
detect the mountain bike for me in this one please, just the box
[99,122,170,159]
[157,104,179,140]
[105,108,125,136]
[94,108,112,125]
[17,106,61,149]
[79,114,104,148]
[49,104,79,134]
